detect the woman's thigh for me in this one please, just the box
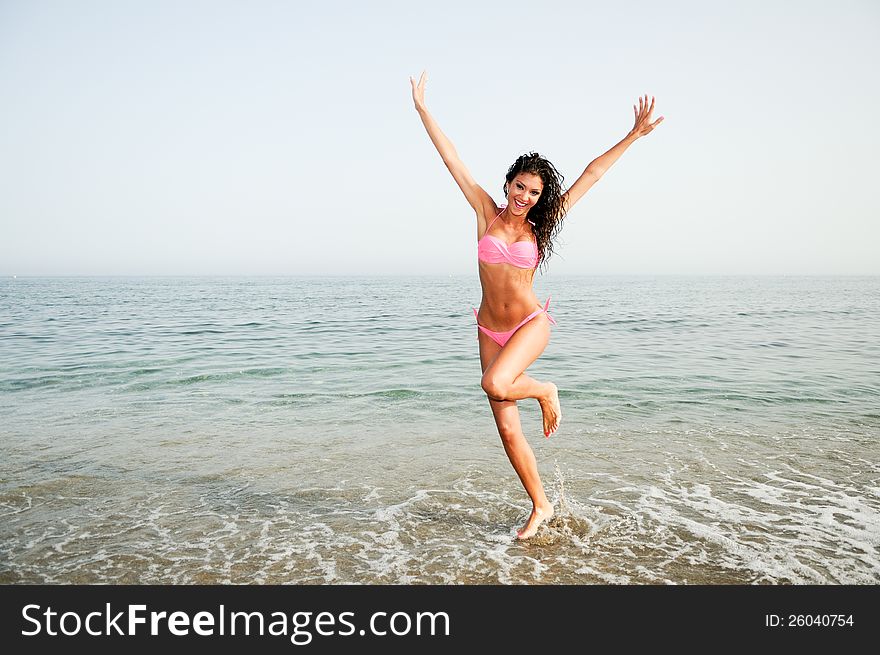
[478,328,521,423]
[483,312,551,384]
[477,328,503,374]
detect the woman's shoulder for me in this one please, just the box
[476,202,503,240]
[476,200,501,223]
[478,199,502,219]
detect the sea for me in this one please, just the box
[1,275,878,584]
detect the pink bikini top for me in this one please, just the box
[477,207,540,269]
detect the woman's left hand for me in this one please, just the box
[631,95,664,138]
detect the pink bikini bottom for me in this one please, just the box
[473,298,557,348]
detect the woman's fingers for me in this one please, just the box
[630,95,663,135]
[414,70,426,95]
[634,95,659,122]
[411,71,428,108]
[410,71,426,89]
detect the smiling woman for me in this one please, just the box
[410,70,663,539]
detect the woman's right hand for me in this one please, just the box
[410,70,427,112]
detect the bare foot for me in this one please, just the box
[538,382,561,437]
[516,504,554,540]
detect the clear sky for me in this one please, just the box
[1,0,878,276]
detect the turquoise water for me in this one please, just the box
[1,275,878,583]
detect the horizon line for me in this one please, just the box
[3,273,879,279]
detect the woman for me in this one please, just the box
[410,71,663,539]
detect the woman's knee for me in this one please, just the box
[481,372,508,400]
[495,420,521,445]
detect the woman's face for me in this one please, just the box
[506,172,543,217]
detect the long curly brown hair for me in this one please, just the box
[503,152,566,271]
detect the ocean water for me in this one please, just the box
[1,275,878,584]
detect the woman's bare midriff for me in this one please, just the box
[476,261,541,330]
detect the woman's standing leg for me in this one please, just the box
[478,328,554,539]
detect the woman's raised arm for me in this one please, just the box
[562,95,664,212]
[411,71,495,219]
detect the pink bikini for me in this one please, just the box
[474,208,557,347]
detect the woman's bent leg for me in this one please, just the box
[480,313,561,436]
